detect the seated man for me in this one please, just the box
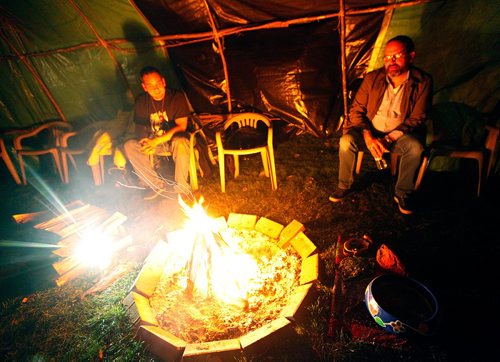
[330,35,433,214]
[124,66,191,200]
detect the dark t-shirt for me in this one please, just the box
[134,88,190,137]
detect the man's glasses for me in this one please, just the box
[383,52,407,62]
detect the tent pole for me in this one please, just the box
[202,0,232,114]
[69,0,134,105]
[0,31,67,122]
[339,0,349,130]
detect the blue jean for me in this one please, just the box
[338,129,423,197]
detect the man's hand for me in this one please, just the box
[139,137,158,155]
[363,131,388,159]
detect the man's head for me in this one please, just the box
[140,66,166,101]
[383,35,415,78]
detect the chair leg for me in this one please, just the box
[100,155,105,183]
[61,152,69,184]
[260,151,270,178]
[18,155,27,185]
[355,151,364,174]
[189,148,198,191]
[476,156,483,197]
[1,146,21,184]
[233,155,240,178]
[52,150,64,182]
[268,147,277,190]
[218,152,226,192]
[390,153,399,177]
[414,155,428,191]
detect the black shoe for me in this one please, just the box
[329,188,351,202]
[394,195,414,215]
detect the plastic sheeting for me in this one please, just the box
[0,0,498,138]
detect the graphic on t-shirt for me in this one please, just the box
[150,111,169,136]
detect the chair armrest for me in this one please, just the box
[14,121,71,149]
[59,131,77,147]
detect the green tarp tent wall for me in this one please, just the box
[0,0,498,137]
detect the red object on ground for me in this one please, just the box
[376,244,407,276]
[348,322,408,349]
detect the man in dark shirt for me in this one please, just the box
[329,35,433,214]
[124,66,191,200]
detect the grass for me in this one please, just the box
[0,132,498,360]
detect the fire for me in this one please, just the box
[74,229,114,270]
[162,196,260,305]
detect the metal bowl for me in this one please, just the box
[365,274,439,336]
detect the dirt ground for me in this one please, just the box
[0,133,498,360]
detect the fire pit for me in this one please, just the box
[123,201,318,360]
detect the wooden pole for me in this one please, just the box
[202,0,232,113]
[339,0,349,130]
[69,0,134,103]
[0,31,67,122]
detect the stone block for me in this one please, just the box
[290,232,317,258]
[132,291,158,326]
[255,217,283,240]
[227,213,257,229]
[300,253,319,285]
[139,325,186,361]
[182,339,243,361]
[278,219,305,248]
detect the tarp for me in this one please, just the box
[0,0,498,137]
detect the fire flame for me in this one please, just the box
[161,196,260,306]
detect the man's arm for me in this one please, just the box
[347,73,375,133]
[139,116,188,154]
[395,74,433,135]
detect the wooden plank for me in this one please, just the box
[139,325,186,361]
[299,253,319,285]
[133,241,169,297]
[281,283,315,323]
[12,200,85,224]
[183,339,242,361]
[55,264,87,287]
[101,211,128,234]
[240,317,293,358]
[278,219,305,248]
[290,232,317,259]
[52,255,80,276]
[34,204,92,229]
[132,292,158,326]
[255,217,284,240]
[227,213,257,229]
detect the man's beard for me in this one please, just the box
[386,64,402,77]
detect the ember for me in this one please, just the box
[150,226,301,343]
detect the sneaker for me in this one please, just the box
[394,195,414,215]
[328,188,351,202]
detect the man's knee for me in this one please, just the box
[339,133,357,153]
[123,139,139,155]
[404,137,424,158]
[172,137,190,158]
